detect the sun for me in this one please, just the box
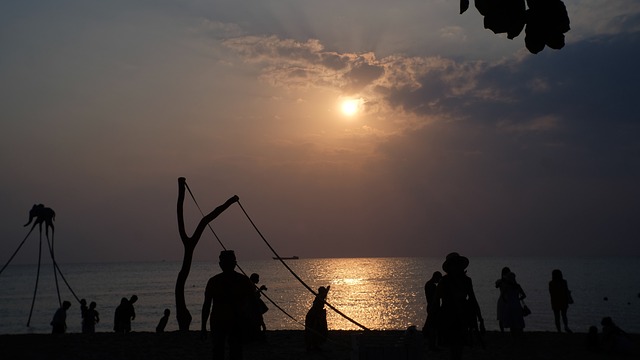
[340,99,360,116]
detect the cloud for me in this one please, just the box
[223,35,385,92]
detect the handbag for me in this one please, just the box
[568,291,574,304]
[521,301,531,317]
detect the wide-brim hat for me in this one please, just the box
[442,252,469,273]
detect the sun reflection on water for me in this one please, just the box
[298,258,425,330]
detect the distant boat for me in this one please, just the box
[273,256,299,260]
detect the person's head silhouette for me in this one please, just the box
[219,250,237,272]
[552,269,563,281]
[442,252,469,274]
[250,273,260,284]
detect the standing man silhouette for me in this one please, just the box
[202,250,254,360]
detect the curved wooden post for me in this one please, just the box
[175,177,238,331]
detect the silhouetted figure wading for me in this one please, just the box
[156,308,170,333]
[305,286,330,352]
[51,300,71,334]
[114,295,137,333]
[201,250,254,360]
[83,301,99,334]
[247,273,268,341]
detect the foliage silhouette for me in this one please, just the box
[461,0,570,53]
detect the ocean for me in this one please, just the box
[0,257,638,335]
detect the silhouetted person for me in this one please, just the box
[549,269,572,333]
[201,250,254,360]
[437,252,482,360]
[83,301,99,334]
[156,308,170,333]
[247,273,268,341]
[124,295,138,331]
[80,298,88,330]
[114,297,136,333]
[305,286,330,352]
[495,266,510,332]
[601,317,633,355]
[422,271,442,351]
[114,298,127,333]
[51,300,71,334]
[499,271,526,335]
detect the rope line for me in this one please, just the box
[2,220,83,327]
[0,227,35,276]
[47,231,62,306]
[183,182,300,326]
[182,182,352,348]
[236,200,370,331]
[46,234,81,304]
[184,182,227,251]
[27,230,43,327]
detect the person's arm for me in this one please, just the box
[519,285,527,300]
[201,282,212,338]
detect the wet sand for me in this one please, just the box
[1,330,638,360]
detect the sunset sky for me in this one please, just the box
[1,0,639,264]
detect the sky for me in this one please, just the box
[1,0,639,264]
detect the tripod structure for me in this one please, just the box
[0,204,79,326]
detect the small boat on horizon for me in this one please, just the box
[273,256,299,260]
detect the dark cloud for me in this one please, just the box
[367,32,640,256]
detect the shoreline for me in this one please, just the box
[1,330,638,359]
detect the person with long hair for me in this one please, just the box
[549,269,572,333]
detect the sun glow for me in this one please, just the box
[340,99,361,116]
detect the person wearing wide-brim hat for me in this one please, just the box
[442,252,469,274]
[437,252,484,360]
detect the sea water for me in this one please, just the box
[0,257,638,334]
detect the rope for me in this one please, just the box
[237,200,370,331]
[46,233,81,304]
[182,181,300,325]
[27,230,43,327]
[47,231,62,306]
[184,182,227,251]
[0,227,35,276]
[2,219,82,319]
[182,181,352,348]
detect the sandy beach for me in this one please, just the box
[1,330,638,360]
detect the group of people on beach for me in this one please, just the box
[50,299,100,334]
[421,252,484,360]
[51,294,176,335]
[421,253,633,359]
[47,250,633,360]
